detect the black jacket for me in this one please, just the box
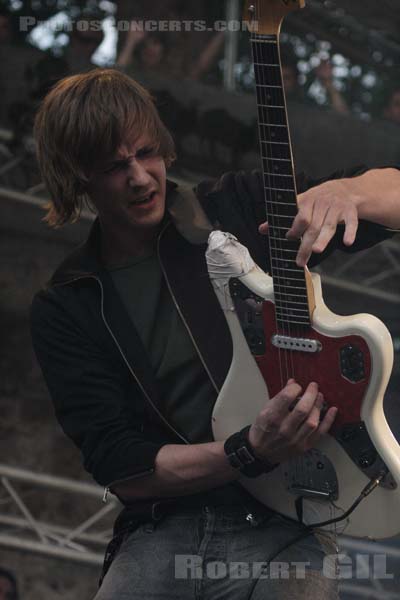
[30,168,395,492]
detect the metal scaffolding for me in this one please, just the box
[0,464,119,566]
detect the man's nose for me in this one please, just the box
[127,158,151,188]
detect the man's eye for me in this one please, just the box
[104,161,127,174]
[136,146,155,158]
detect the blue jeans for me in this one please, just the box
[94,503,339,600]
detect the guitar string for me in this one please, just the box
[276,29,298,384]
[274,28,297,383]
[251,6,285,389]
[249,10,280,386]
[255,8,290,387]
[254,5,293,386]
[262,17,296,384]
[257,7,291,388]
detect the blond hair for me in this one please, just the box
[34,68,176,227]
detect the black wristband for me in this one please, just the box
[224,425,280,478]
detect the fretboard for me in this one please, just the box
[251,33,310,329]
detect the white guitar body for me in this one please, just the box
[209,245,400,539]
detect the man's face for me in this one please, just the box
[87,135,167,236]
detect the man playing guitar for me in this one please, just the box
[31,67,400,599]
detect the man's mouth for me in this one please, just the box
[130,191,157,205]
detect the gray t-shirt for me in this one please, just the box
[108,252,217,443]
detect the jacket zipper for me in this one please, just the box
[56,271,190,500]
[157,222,220,395]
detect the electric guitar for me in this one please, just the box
[207,0,400,538]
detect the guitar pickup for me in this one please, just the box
[272,335,322,353]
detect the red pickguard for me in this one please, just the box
[254,301,372,434]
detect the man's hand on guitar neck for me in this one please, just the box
[258,167,400,268]
[258,178,358,268]
[248,379,337,465]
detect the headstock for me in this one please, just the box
[243,0,305,35]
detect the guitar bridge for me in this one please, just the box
[284,449,339,501]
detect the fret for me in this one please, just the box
[265,186,295,192]
[258,104,285,109]
[274,285,307,292]
[266,201,296,206]
[264,179,295,192]
[263,172,293,178]
[275,304,309,310]
[272,275,306,282]
[274,298,309,306]
[267,212,297,221]
[262,159,292,177]
[276,308,310,315]
[271,268,302,276]
[276,307,309,314]
[270,245,299,253]
[270,248,298,253]
[277,318,310,326]
[269,232,290,238]
[261,156,290,161]
[276,306,309,312]
[260,141,291,159]
[260,140,289,146]
[256,88,285,109]
[274,290,307,298]
[268,212,295,218]
[271,259,299,265]
[257,110,289,126]
[262,149,292,160]
[272,278,306,286]
[253,62,280,67]
[251,37,277,44]
[251,39,279,64]
[275,300,308,310]
[261,156,292,164]
[259,122,286,126]
[257,102,286,120]
[276,308,309,316]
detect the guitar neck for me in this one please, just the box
[251,33,311,329]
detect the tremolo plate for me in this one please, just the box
[283,449,338,501]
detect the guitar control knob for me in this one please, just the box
[358,450,376,469]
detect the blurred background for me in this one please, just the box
[0,1,399,598]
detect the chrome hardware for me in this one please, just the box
[272,334,322,353]
[246,512,260,526]
[284,449,338,501]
